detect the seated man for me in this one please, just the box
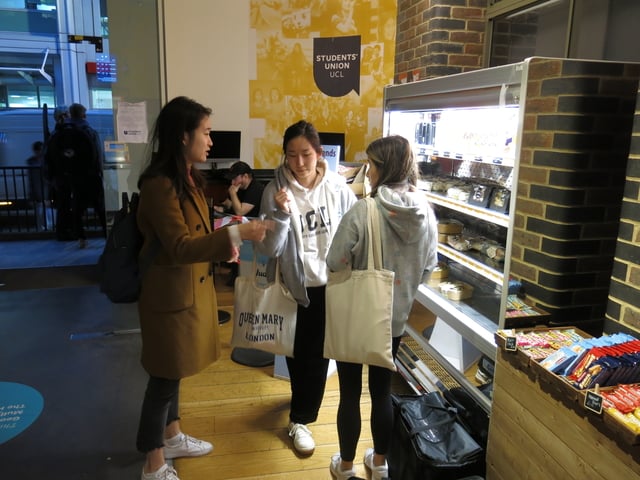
[215,161,264,285]
[214,161,264,218]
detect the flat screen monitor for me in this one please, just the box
[318,132,345,163]
[208,130,241,161]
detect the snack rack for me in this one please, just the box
[488,326,640,478]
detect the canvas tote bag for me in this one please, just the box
[231,256,297,357]
[324,197,396,370]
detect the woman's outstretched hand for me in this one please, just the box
[237,219,271,242]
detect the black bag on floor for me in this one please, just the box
[442,386,490,449]
[389,392,485,480]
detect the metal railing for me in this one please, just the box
[0,166,102,239]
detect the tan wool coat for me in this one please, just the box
[136,176,233,379]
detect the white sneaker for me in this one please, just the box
[288,422,315,454]
[141,463,179,480]
[330,453,357,480]
[163,433,213,459]
[364,447,389,480]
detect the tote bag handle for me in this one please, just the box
[366,197,383,270]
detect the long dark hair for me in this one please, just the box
[365,135,418,197]
[138,96,211,199]
[282,120,322,156]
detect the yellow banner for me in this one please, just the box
[249,0,397,168]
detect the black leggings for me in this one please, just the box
[336,336,401,462]
[136,376,181,453]
[287,286,329,424]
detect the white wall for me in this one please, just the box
[162,0,251,164]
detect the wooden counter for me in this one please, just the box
[486,348,640,479]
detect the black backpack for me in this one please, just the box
[98,192,157,303]
[45,122,98,182]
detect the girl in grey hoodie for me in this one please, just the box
[326,135,438,480]
[256,120,356,456]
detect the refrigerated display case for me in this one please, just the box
[384,62,524,370]
[383,57,640,410]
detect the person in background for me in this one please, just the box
[66,102,107,246]
[214,160,265,285]
[326,135,438,480]
[256,120,357,456]
[215,161,264,218]
[135,96,268,480]
[45,103,106,246]
[43,105,67,235]
[27,140,55,231]
[52,105,69,133]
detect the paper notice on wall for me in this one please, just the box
[116,101,148,143]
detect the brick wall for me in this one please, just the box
[395,0,486,82]
[511,58,640,331]
[607,85,640,332]
[393,4,640,335]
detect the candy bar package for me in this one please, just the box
[539,346,580,374]
[565,336,640,389]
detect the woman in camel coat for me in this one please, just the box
[135,96,267,480]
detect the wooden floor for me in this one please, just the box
[175,267,417,480]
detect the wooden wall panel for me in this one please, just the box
[487,350,640,479]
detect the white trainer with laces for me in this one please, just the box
[140,463,179,480]
[288,422,315,454]
[364,447,389,480]
[163,433,213,459]
[329,453,357,480]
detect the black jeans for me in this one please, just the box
[335,336,402,462]
[136,376,181,453]
[286,286,329,425]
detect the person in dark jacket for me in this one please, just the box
[44,103,106,246]
[67,103,107,245]
[27,140,55,230]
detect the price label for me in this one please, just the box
[505,336,517,351]
[584,391,603,414]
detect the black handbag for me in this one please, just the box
[389,391,485,480]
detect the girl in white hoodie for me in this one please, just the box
[257,120,356,456]
[326,135,438,480]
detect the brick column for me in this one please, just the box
[607,84,640,332]
[395,0,486,82]
[511,58,640,332]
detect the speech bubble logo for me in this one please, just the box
[313,36,361,97]
[0,382,44,445]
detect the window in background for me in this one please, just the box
[88,54,114,110]
[488,0,570,67]
[91,88,112,110]
[0,0,26,7]
[0,85,7,108]
[572,0,640,62]
[487,0,640,66]
[6,84,54,108]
